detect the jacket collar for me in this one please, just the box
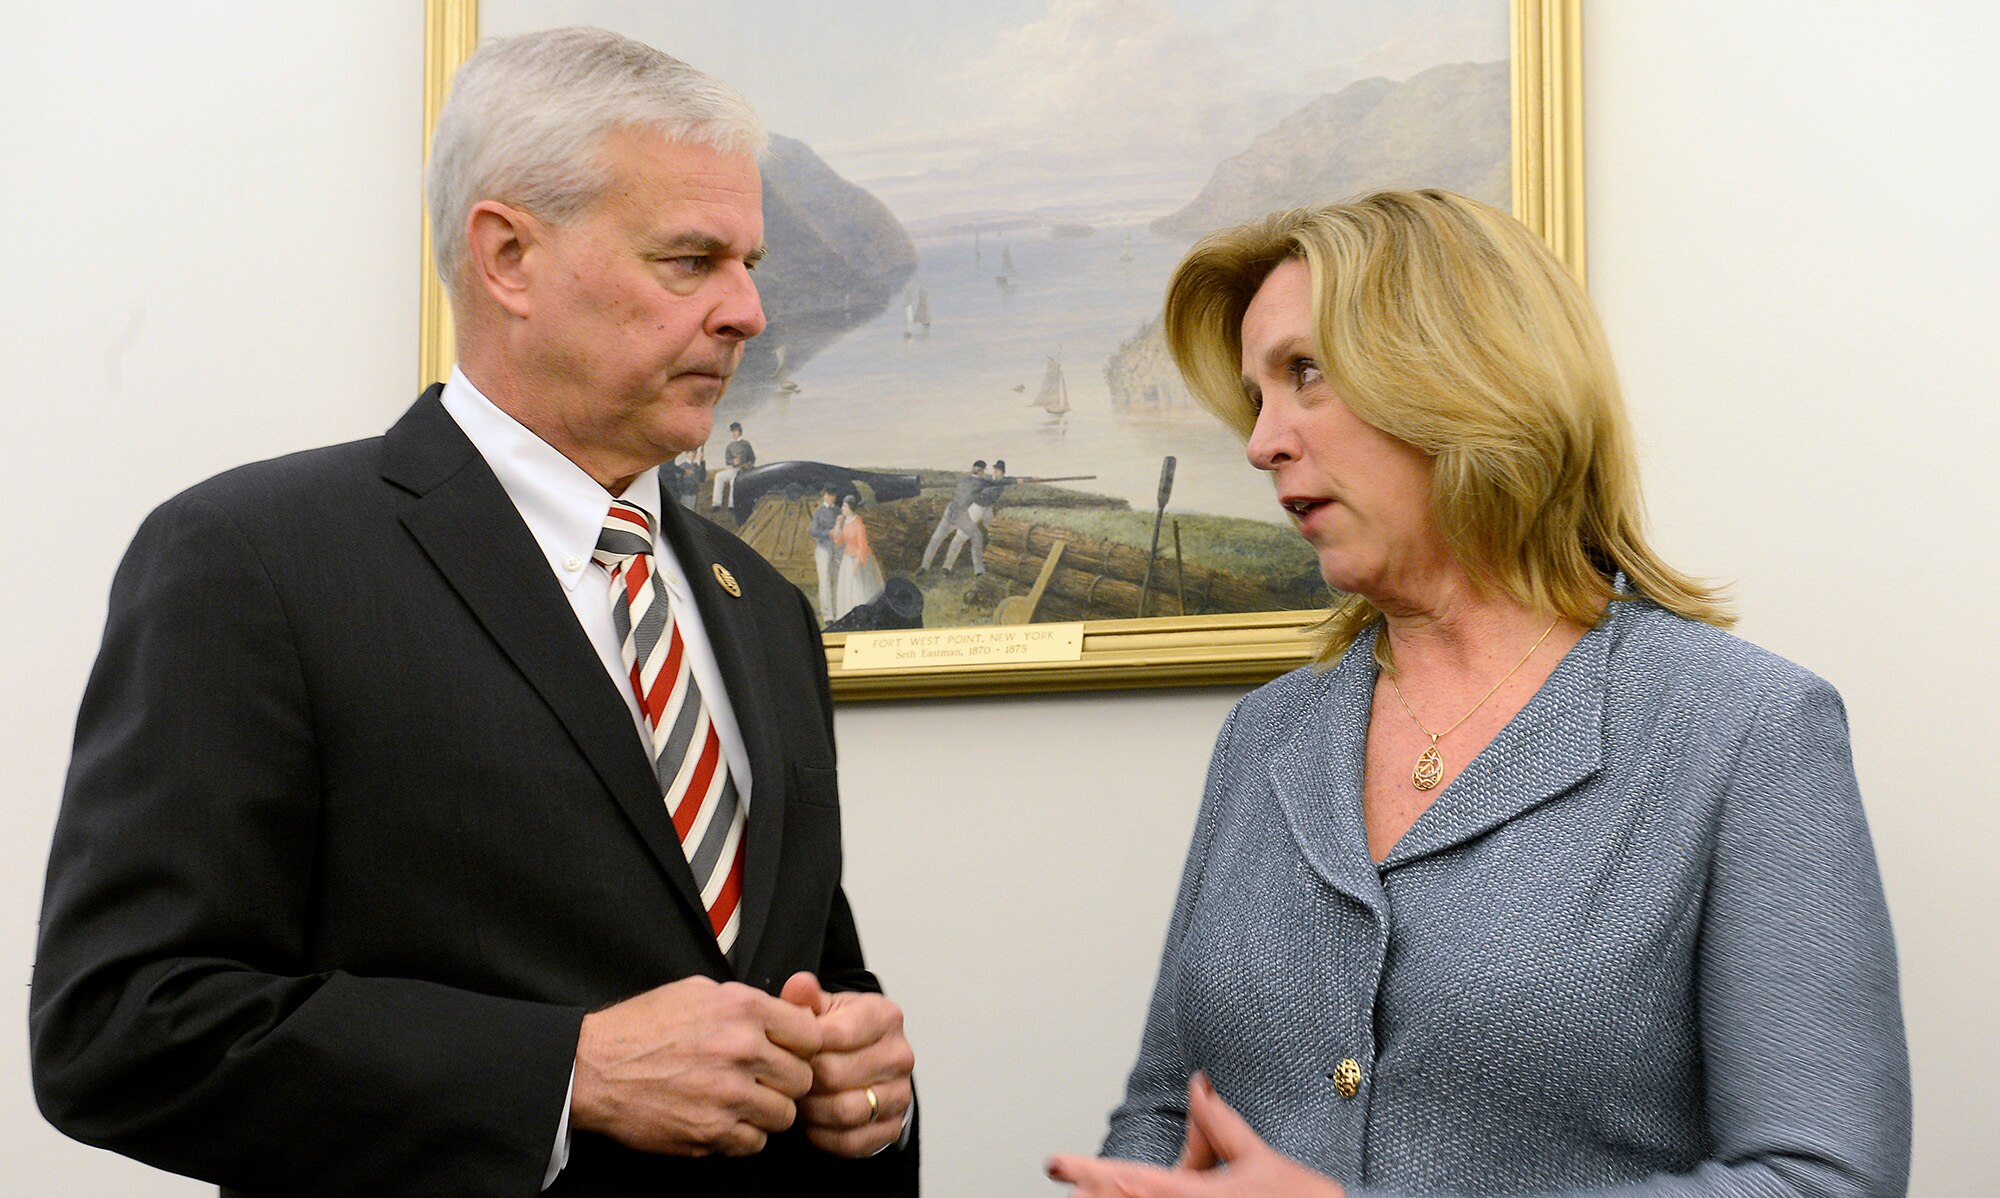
[1269,605,1612,891]
[1380,611,1609,869]
[1269,637,1388,920]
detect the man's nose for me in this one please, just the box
[712,266,767,341]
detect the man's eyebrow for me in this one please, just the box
[647,232,766,265]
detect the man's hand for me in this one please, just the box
[1044,1074,1345,1197]
[780,971,916,1157]
[570,976,822,1157]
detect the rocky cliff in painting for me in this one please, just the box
[728,134,917,404]
[1106,61,1509,416]
[1105,315,1199,419]
[756,134,917,321]
[1152,60,1509,238]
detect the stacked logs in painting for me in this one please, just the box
[860,498,1300,621]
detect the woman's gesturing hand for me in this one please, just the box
[1046,1074,1346,1197]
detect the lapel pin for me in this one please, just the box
[712,563,742,597]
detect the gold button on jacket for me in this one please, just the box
[1333,1059,1362,1099]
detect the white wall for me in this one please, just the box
[3,4,1994,1195]
[1580,8,2000,1194]
[1,5,419,1193]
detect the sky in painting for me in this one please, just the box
[481,0,1507,224]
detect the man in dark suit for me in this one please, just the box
[30,27,916,1197]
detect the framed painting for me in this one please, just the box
[420,0,1583,700]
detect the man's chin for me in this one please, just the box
[651,411,715,458]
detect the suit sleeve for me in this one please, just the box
[1099,703,1243,1165]
[30,494,582,1197]
[1345,674,1912,1198]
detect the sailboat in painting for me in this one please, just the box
[903,285,933,339]
[1030,353,1070,421]
[772,343,799,395]
[996,245,1015,286]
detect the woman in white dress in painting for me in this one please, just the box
[832,494,885,619]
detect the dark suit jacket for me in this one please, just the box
[31,389,918,1197]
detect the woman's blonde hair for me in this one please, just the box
[1163,189,1730,663]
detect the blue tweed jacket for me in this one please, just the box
[1102,596,1910,1196]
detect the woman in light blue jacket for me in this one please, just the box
[1049,191,1909,1198]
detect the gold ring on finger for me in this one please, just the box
[865,1085,881,1122]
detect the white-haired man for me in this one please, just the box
[31,27,915,1197]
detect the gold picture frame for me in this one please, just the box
[419,0,1584,701]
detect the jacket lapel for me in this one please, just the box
[1380,610,1610,870]
[1269,632,1390,925]
[652,489,790,976]
[383,392,717,937]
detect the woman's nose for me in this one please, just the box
[1245,399,1296,471]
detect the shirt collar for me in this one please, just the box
[438,366,661,593]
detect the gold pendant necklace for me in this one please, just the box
[1388,617,1560,791]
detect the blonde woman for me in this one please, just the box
[1050,191,1908,1198]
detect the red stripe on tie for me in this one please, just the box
[645,631,684,727]
[672,725,723,840]
[608,506,649,535]
[625,555,651,603]
[708,840,746,935]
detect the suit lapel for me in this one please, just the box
[1269,633,1390,925]
[383,393,718,940]
[1379,610,1610,871]
[652,489,790,976]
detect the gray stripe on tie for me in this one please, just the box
[608,573,634,647]
[653,665,705,792]
[629,571,669,679]
[594,529,650,560]
[688,773,739,884]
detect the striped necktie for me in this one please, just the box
[594,499,747,956]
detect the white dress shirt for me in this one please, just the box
[439,367,756,1187]
[439,368,754,796]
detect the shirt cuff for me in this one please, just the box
[871,1097,916,1156]
[543,1066,574,1189]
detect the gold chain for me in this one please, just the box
[1388,618,1560,791]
